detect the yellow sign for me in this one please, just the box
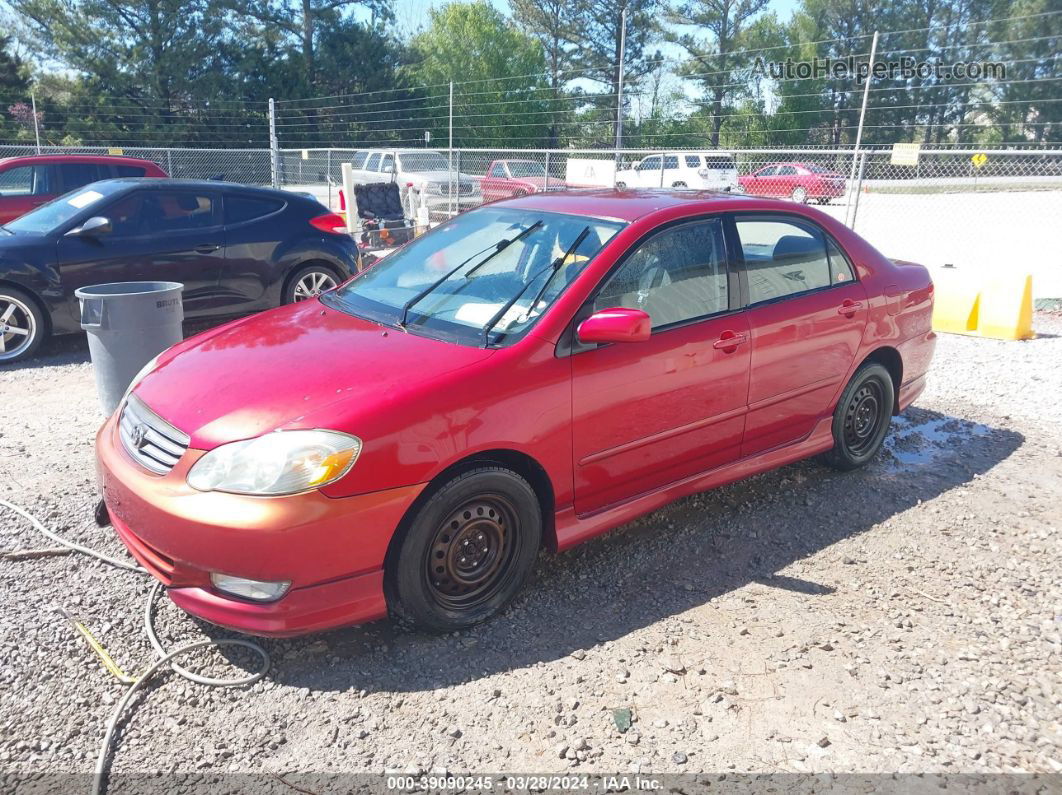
[890,142,921,166]
[971,153,988,168]
[107,147,123,156]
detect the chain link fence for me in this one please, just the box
[2,142,1060,296]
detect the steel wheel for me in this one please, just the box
[423,495,518,610]
[292,270,337,301]
[842,381,886,457]
[0,293,37,362]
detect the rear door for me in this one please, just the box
[219,192,289,311]
[660,154,681,187]
[571,217,750,514]
[55,188,225,316]
[731,213,867,457]
[0,163,60,222]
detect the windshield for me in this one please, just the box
[507,162,546,178]
[325,207,624,346]
[6,182,122,234]
[398,152,451,172]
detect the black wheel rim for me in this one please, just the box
[424,495,518,610]
[843,379,886,457]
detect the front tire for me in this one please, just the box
[615,181,627,190]
[387,467,542,632]
[0,286,46,364]
[791,186,808,203]
[822,363,895,470]
[284,264,340,304]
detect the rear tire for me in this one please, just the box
[0,285,46,364]
[283,264,340,304]
[615,182,627,190]
[822,363,894,470]
[387,467,542,633]
[672,181,687,188]
[791,186,808,203]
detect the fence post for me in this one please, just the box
[544,150,550,191]
[166,149,173,176]
[268,97,279,189]
[454,149,461,219]
[31,92,41,154]
[448,81,454,218]
[659,151,665,188]
[850,152,868,229]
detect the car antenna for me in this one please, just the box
[397,220,543,328]
[481,225,590,348]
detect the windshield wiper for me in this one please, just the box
[480,225,590,347]
[397,220,543,328]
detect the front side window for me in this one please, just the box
[777,165,798,176]
[325,206,624,346]
[380,154,395,173]
[104,191,216,237]
[365,153,381,171]
[489,163,507,178]
[350,152,368,168]
[663,156,679,169]
[4,181,125,234]
[398,152,450,172]
[637,157,660,171]
[736,217,836,304]
[595,219,728,329]
[756,166,777,177]
[508,161,545,178]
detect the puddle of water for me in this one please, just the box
[880,413,992,472]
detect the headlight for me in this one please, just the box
[210,573,290,602]
[187,430,361,495]
[120,353,161,407]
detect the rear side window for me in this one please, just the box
[381,154,395,173]
[705,157,734,170]
[827,238,856,283]
[663,156,679,169]
[595,219,728,328]
[113,164,148,177]
[777,165,798,176]
[685,155,701,168]
[225,195,284,224]
[58,163,107,191]
[736,217,833,304]
[0,164,56,196]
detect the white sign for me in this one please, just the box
[565,158,616,188]
[890,143,921,166]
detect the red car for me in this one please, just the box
[96,190,935,636]
[739,162,846,204]
[0,154,168,223]
[480,159,567,203]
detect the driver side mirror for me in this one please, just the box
[577,308,651,344]
[67,216,112,238]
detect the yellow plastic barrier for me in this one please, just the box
[931,269,1034,341]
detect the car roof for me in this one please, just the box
[78,177,311,201]
[0,153,164,168]
[494,188,760,222]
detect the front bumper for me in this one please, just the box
[96,412,426,636]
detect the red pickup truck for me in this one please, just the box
[480,159,569,203]
[0,154,168,224]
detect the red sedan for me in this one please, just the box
[480,159,567,203]
[96,190,935,636]
[739,162,847,203]
[0,154,168,223]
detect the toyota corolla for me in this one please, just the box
[95,190,935,636]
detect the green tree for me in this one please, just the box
[510,0,579,146]
[407,1,551,147]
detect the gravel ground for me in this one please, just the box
[1,315,1060,791]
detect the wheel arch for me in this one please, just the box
[383,448,557,584]
[859,346,903,413]
[282,259,345,301]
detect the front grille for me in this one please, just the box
[119,395,190,475]
[458,182,475,196]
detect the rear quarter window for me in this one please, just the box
[225,195,285,224]
[705,157,735,170]
[113,165,148,177]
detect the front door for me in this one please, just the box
[56,188,225,317]
[732,214,868,456]
[571,218,750,514]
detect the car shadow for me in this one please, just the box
[213,405,1021,694]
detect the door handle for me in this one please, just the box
[713,331,748,350]
[194,243,220,254]
[837,300,863,316]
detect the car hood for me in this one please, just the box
[406,170,478,183]
[133,300,495,449]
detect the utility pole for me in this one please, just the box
[268,97,279,189]
[845,31,878,226]
[614,7,628,163]
[31,92,41,153]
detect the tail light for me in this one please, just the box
[310,213,348,235]
[338,190,346,211]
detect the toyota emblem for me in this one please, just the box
[131,423,148,449]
